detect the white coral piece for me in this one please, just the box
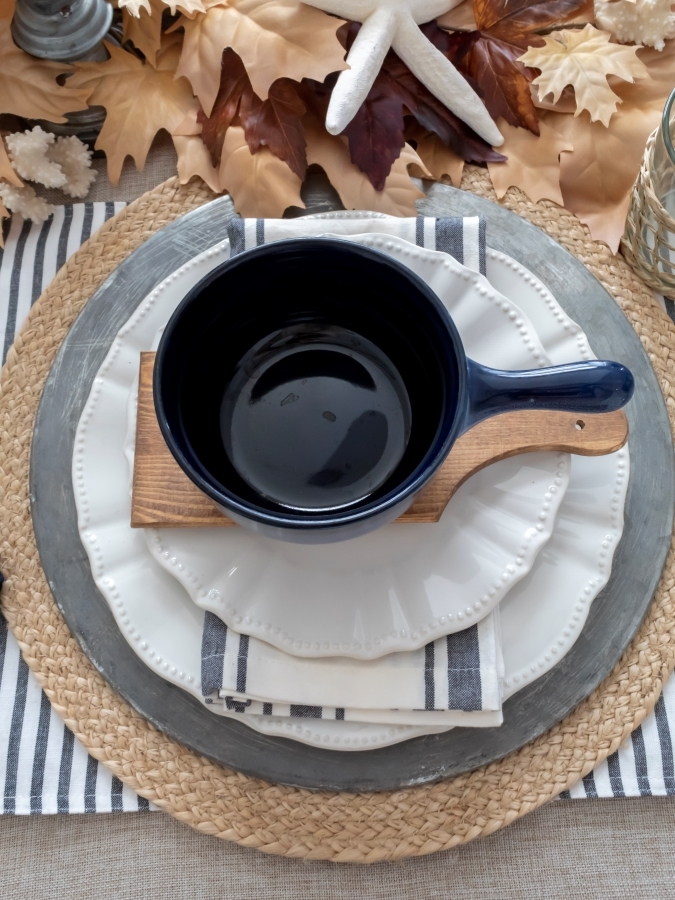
[49,135,97,199]
[5,126,67,189]
[0,183,54,224]
[3,126,96,201]
[595,0,675,51]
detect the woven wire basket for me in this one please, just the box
[622,129,675,298]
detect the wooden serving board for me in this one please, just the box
[132,352,629,528]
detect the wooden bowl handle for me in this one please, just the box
[397,408,629,523]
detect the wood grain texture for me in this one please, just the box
[132,352,629,528]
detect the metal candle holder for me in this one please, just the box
[10,0,114,142]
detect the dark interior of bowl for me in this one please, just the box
[154,239,461,522]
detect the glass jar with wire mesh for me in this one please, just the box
[622,88,675,297]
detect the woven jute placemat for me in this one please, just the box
[1,170,674,862]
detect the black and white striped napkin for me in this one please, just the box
[226,214,487,273]
[201,610,504,726]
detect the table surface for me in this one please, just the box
[4,141,675,893]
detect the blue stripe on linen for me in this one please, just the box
[3,655,29,813]
[446,627,482,712]
[424,642,435,710]
[111,775,124,812]
[631,727,652,796]
[435,217,464,266]
[606,751,625,798]
[227,218,245,255]
[201,612,228,697]
[2,218,31,364]
[84,755,98,813]
[654,694,675,794]
[56,729,75,813]
[29,692,52,814]
[582,772,599,798]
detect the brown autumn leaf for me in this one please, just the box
[123,0,164,66]
[487,118,572,205]
[334,28,504,191]
[174,0,346,116]
[173,134,221,193]
[70,38,198,184]
[219,125,304,216]
[539,40,675,251]
[198,48,251,161]
[406,123,464,187]
[198,49,307,178]
[519,25,649,127]
[341,70,407,192]
[240,78,307,179]
[441,0,587,134]
[0,22,90,122]
[0,135,22,187]
[304,115,426,217]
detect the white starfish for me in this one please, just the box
[308,0,504,146]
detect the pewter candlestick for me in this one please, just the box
[11,0,114,142]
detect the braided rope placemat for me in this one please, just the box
[1,170,674,862]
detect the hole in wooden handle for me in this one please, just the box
[575,420,586,430]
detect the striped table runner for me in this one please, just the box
[0,203,673,813]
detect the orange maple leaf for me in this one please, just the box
[69,38,198,184]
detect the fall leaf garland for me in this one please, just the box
[2,0,675,253]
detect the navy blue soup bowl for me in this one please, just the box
[154,238,634,544]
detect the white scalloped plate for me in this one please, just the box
[142,234,567,658]
[73,229,627,750]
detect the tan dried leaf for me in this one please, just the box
[436,0,477,30]
[173,134,221,193]
[519,24,649,127]
[122,0,164,66]
[407,123,464,188]
[219,125,304,216]
[0,135,22,187]
[175,0,347,115]
[163,0,207,16]
[70,39,197,184]
[173,109,202,135]
[118,0,151,15]
[0,23,90,122]
[487,118,572,205]
[540,40,675,251]
[305,116,425,217]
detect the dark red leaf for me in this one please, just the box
[473,0,586,33]
[240,78,307,180]
[381,53,506,165]
[440,0,587,133]
[342,73,406,191]
[460,35,540,133]
[197,48,250,164]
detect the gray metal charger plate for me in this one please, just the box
[30,181,675,792]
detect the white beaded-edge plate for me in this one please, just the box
[72,230,627,749]
[142,234,567,658]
